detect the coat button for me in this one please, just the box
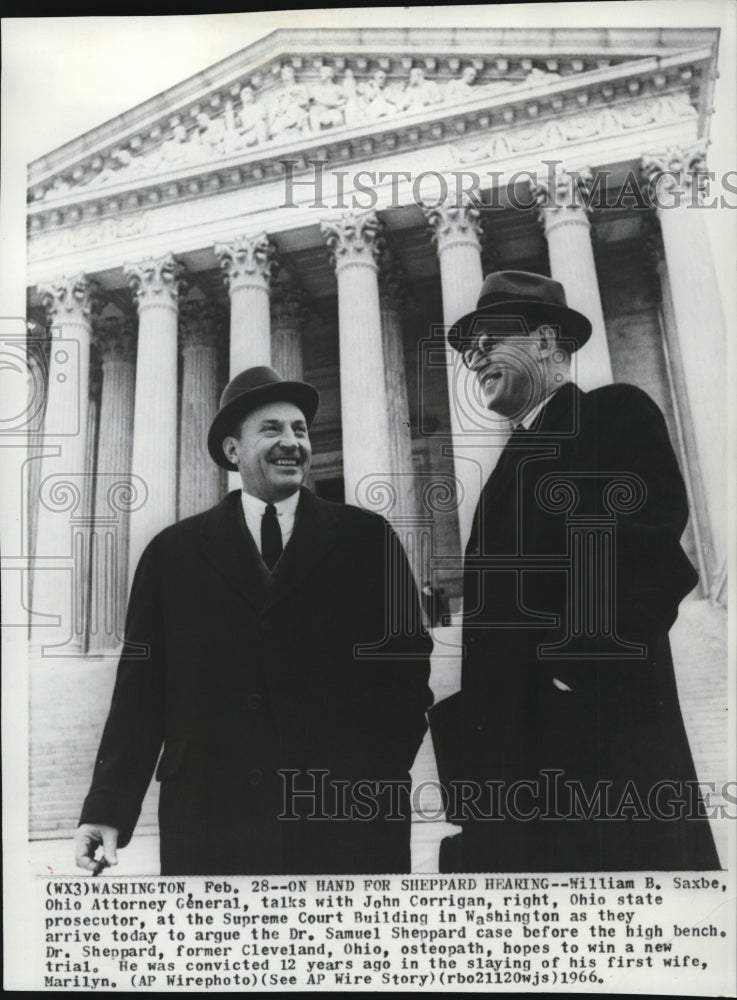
[467,634,477,646]
[475,719,486,733]
[248,768,263,786]
[248,693,262,710]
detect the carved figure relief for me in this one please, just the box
[234,85,268,148]
[268,64,311,139]
[34,57,691,205]
[358,69,400,119]
[309,64,347,131]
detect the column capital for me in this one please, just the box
[124,253,186,311]
[641,142,709,209]
[214,233,276,293]
[270,273,310,332]
[179,299,227,351]
[422,199,482,255]
[321,211,383,273]
[93,314,137,364]
[378,246,408,314]
[533,165,593,235]
[38,274,102,324]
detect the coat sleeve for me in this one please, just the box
[78,538,166,848]
[538,383,698,692]
[587,383,697,631]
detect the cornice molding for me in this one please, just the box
[27,54,706,241]
[28,31,716,186]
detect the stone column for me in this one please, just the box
[214,233,275,375]
[178,299,225,518]
[82,357,101,650]
[88,315,137,651]
[320,211,394,508]
[641,145,727,593]
[423,200,491,548]
[24,321,48,574]
[534,165,613,390]
[124,253,185,585]
[378,251,417,518]
[377,249,430,586]
[270,273,308,381]
[31,275,99,647]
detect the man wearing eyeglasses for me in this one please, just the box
[431,270,719,872]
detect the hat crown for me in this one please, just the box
[476,270,568,310]
[446,269,592,355]
[219,365,285,409]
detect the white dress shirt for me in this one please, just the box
[241,490,300,556]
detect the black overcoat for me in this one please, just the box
[434,382,719,872]
[80,488,433,875]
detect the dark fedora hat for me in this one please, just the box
[207,366,320,471]
[448,270,592,354]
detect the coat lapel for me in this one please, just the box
[532,380,581,439]
[471,382,583,549]
[199,491,267,610]
[263,487,340,613]
[484,383,581,501]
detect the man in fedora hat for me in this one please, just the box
[431,270,719,872]
[76,366,432,875]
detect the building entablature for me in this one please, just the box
[27,28,716,218]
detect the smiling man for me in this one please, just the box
[431,270,719,873]
[75,366,432,875]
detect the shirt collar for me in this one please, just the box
[242,489,301,517]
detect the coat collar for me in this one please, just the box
[199,490,264,609]
[470,382,584,545]
[263,487,340,613]
[531,380,582,437]
[199,487,339,612]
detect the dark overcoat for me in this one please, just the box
[80,488,433,875]
[435,381,719,872]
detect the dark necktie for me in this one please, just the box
[261,503,283,569]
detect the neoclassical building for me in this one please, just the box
[24,27,728,853]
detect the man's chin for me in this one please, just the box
[268,469,305,494]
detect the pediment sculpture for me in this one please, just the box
[40,60,607,199]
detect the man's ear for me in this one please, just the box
[537,325,558,356]
[222,436,238,466]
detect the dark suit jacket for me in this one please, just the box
[432,382,719,871]
[80,488,433,875]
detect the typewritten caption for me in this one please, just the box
[37,873,734,992]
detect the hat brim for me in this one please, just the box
[448,299,592,354]
[208,381,320,471]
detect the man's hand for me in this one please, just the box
[75,824,119,874]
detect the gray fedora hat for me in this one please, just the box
[207,366,320,471]
[448,270,592,354]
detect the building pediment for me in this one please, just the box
[27,27,717,225]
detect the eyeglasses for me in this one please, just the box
[460,332,531,369]
[458,318,533,369]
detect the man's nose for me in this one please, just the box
[278,430,299,449]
